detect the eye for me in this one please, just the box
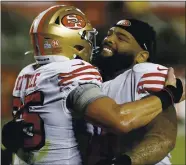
[118,36,125,41]
[117,35,128,42]
[107,30,112,36]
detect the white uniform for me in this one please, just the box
[12,57,102,165]
[101,62,172,165]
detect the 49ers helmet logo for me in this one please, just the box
[117,20,131,27]
[51,40,59,48]
[62,14,86,30]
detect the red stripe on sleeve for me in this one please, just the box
[138,87,162,94]
[79,77,102,82]
[142,73,167,78]
[137,80,165,87]
[144,87,162,92]
[59,65,99,77]
[59,72,102,85]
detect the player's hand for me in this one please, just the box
[164,67,183,103]
[165,67,176,87]
[2,119,34,152]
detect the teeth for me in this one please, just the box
[103,48,112,53]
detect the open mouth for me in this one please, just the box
[102,45,114,56]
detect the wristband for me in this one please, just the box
[165,78,183,103]
[153,88,173,110]
[153,78,183,109]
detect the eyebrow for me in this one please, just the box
[108,29,113,33]
[115,32,130,40]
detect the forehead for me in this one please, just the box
[108,27,133,39]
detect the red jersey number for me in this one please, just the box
[12,91,45,151]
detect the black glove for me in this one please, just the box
[95,155,132,165]
[153,78,183,109]
[164,78,183,103]
[2,119,34,152]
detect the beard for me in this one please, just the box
[92,48,135,81]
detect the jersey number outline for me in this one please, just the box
[13,91,45,151]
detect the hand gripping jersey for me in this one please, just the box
[101,62,172,165]
[12,57,102,165]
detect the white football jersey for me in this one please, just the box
[101,62,172,165]
[102,62,168,103]
[12,57,102,165]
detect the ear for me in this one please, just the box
[135,51,149,63]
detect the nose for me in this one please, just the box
[103,35,115,46]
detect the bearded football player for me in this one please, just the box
[1,8,184,165]
[90,19,185,165]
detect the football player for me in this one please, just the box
[90,19,185,165]
[2,7,183,165]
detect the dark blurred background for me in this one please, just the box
[1,1,185,164]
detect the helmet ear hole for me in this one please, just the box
[55,16,60,25]
[74,45,84,51]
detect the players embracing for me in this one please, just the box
[2,5,185,165]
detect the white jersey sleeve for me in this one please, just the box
[21,59,103,114]
[101,62,168,103]
[133,62,168,100]
[57,59,102,98]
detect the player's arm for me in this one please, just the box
[67,68,183,134]
[123,105,177,165]
[85,94,162,133]
[121,69,183,165]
